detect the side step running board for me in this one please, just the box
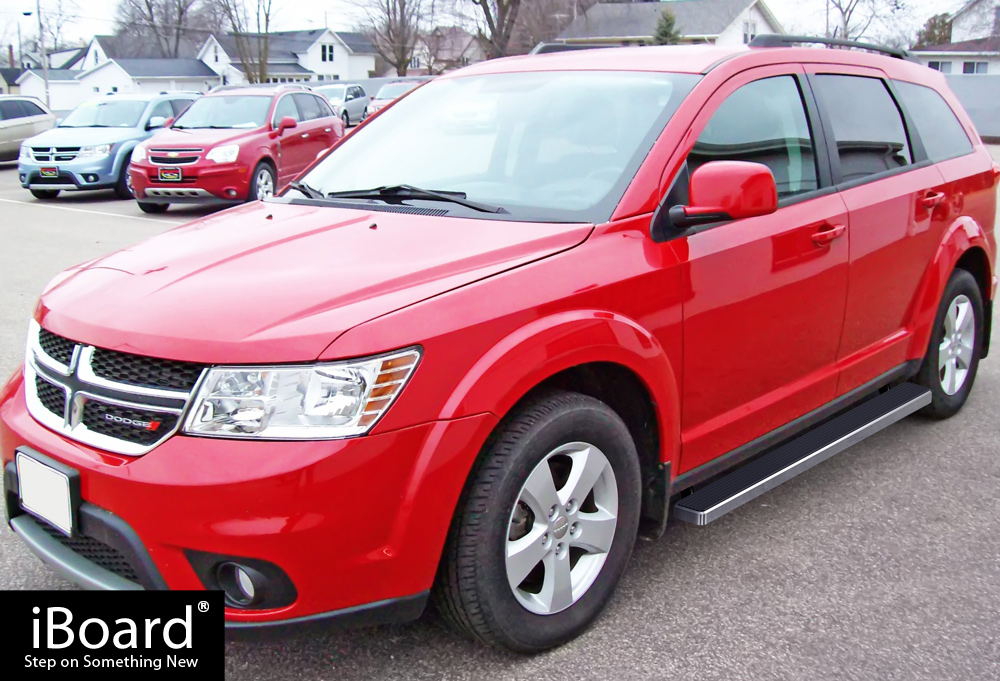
[673,383,931,526]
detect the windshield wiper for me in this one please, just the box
[288,180,324,200]
[325,184,506,214]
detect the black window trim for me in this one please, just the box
[889,77,977,166]
[652,70,835,242]
[806,71,928,192]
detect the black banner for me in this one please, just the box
[9,590,224,679]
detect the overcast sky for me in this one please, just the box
[0,0,975,51]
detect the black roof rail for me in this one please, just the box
[749,34,920,63]
[529,42,622,55]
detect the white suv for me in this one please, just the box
[0,96,55,161]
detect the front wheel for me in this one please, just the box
[114,158,134,199]
[433,391,641,652]
[137,201,168,214]
[248,162,275,201]
[30,189,59,200]
[915,268,984,418]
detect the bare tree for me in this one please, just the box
[354,0,425,76]
[213,0,275,83]
[467,0,522,58]
[115,0,225,57]
[828,0,905,41]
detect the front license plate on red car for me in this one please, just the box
[15,450,79,535]
[158,166,182,181]
[40,167,58,178]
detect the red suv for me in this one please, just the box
[3,38,996,653]
[129,85,343,213]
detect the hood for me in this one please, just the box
[28,126,144,148]
[147,127,260,149]
[37,201,592,363]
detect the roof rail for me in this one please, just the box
[749,34,920,63]
[208,83,312,94]
[529,42,622,55]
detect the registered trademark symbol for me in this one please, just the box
[198,601,209,612]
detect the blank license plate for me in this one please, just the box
[158,167,182,181]
[16,452,74,534]
[40,167,58,178]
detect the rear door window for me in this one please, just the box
[0,100,27,120]
[892,80,973,161]
[313,96,334,118]
[688,75,819,199]
[19,100,46,117]
[293,93,323,120]
[812,75,912,182]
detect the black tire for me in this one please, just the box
[247,161,275,202]
[433,391,642,653]
[137,201,168,214]
[30,189,59,200]
[342,110,350,128]
[915,268,984,418]
[114,158,134,200]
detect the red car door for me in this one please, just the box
[806,66,952,392]
[270,94,307,187]
[292,94,337,168]
[672,66,851,472]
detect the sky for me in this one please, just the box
[0,0,975,52]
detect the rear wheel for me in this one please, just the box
[29,189,59,200]
[433,391,641,653]
[342,110,350,128]
[248,162,275,201]
[915,268,984,418]
[137,201,168,214]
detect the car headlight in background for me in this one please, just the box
[206,144,240,163]
[182,348,421,439]
[130,144,147,163]
[78,144,112,158]
[19,144,30,160]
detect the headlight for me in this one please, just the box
[19,144,30,160]
[206,144,240,163]
[79,144,112,158]
[182,348,421,439]
[131,144,147,163]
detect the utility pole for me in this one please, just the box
[825,0,830,38]
[36,0,49,107]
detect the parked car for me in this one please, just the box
[3,39,996,654]
[315,83,369,127]
[16,93,196,200]
[0,95,55,161]
[364,81,421,119]
[129,84,343,213]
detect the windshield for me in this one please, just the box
[318,86,347,101]
[298,71,699,223]
[374,82,419,100]
[172,95,272,129]
[60,99,147,128]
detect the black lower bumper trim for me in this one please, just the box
[225,591,429,638]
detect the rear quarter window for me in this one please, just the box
[892,80,973,162]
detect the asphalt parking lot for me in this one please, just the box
[0,159,998,681]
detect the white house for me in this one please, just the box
[75,59,222,95]
[199,29,378,85]
[912,0,1000,75]
[15,70,83,111]
[556,0,783,47]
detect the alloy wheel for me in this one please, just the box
[939,293,975,395]
[505,441,618,615]
[255,168,274,200]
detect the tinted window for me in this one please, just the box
[20,100,46,116]
[0,100,27,120]
[272,95,299,124]
[893,81,973,161]
[293,93,322,120]
[314,96,334,118]
[813,75,911,182]
[688,76,818,198]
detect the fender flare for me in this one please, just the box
[110,140,139,179]
[906,215,994,360]
[437,310,681,470]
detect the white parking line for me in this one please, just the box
[0,198,185,225]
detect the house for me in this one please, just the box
[556,0,784,47]
[410,27,487,75]
[912,1,1000,75]
[74,59,222,95]
[15,70,84,111]
[199,29,378,85]
[0,68,24,95]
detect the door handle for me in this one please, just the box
[301,133,309,138]
[811,223,846,246]
[325,128,331,132]
[920,191,946,209]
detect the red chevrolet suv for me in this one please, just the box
[128,85,343,213]
[2,38,996,653]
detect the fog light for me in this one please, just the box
[87,174,98,183]
[226,188,238,197]
[217,562,267,607]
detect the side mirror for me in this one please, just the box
[277,116,297,134]
[346,93,355,101]
[667,161,777,229]
[146,116,168,130]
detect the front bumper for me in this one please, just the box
[1,369,497,627]
[130,161,251,204]
[19,157,119,191]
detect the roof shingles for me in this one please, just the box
[558,0,755,41]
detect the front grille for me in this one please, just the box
[31,147,80,162]
[149,155,199,165]
[38,520,140,584]
[38,328,76,365]
[31,173,74,185]
[82,401,180,446]
[91,348,204,392]
[35,376,66,417]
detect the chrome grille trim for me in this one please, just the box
[23,321,205,456]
